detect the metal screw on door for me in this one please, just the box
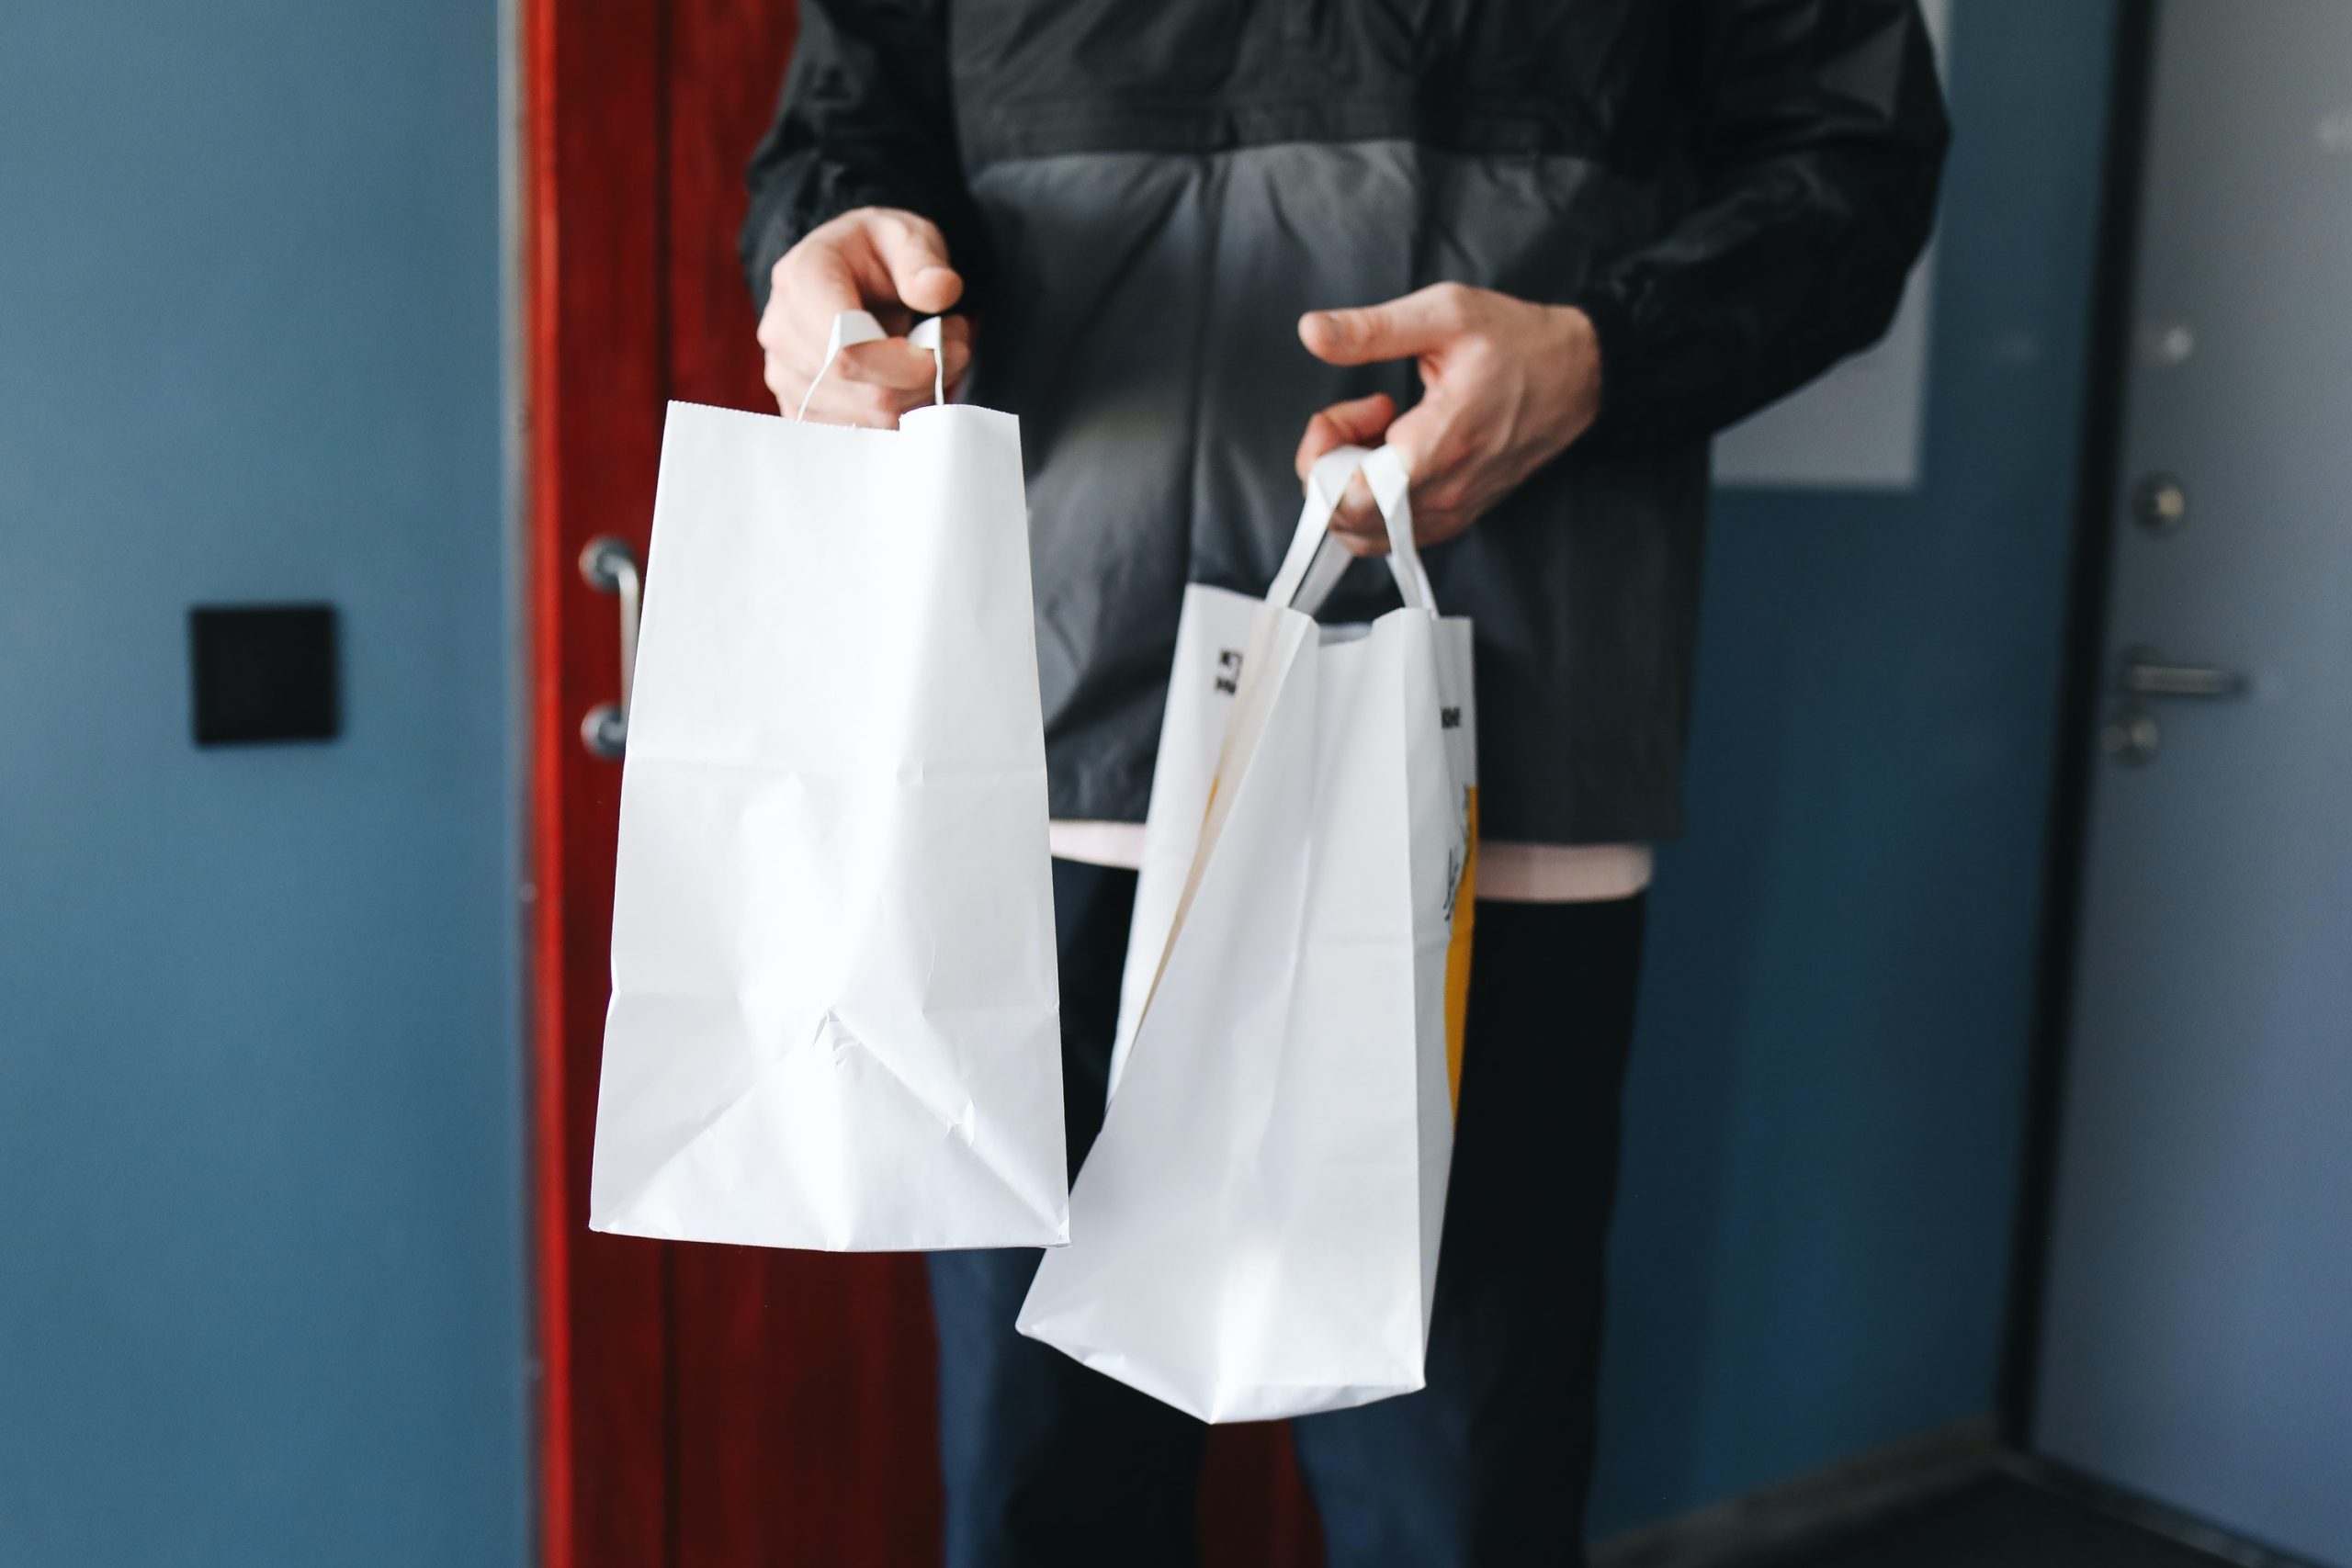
[579,535,641,760]
[2132,473,2188,536]
[2102,705,2162,765]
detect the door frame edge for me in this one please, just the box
[518,0,573,1560]
[1994,0,2163,1452]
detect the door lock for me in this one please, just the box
[2102,705,2162,765]
[2101,647,2246,766]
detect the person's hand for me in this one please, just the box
[1295,284,1602,555]
[758,207,975,425]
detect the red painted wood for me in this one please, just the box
[664,0,788,417]
[524,3,670,1566]
[1201,1426,1327,1568]
[661,4,951,1564]
[529,3,1325,1562]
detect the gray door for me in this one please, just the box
[2031,3,2352,1562]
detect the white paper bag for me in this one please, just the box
[1019,445,1477,1421]
[589,312,1069,1253]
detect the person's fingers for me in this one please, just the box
[831,337,944,390]
[1298,283,1476,367]
[762,351,798,416]
[831,311,975,400]
[759,242,863,355]
[1293,392,1398,553]
[1329,468,1389,555]
[789,371,919,429]
[757,208,973,422]
[1380,400,1487,547]
[1334,400,1468,555]
[765,313,978,423]
[871,211,964,317]
[758,246,870,416]
[761,208,959,357]
[1379,397,1443,488]
[1294,391,1396,481]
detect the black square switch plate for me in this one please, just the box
[188,604,340,746]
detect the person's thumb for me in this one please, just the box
[1298,285,1467,367]
[870,211,964,316]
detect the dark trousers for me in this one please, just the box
[928,859,1645,1567]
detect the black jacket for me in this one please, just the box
[743,0,1948,843]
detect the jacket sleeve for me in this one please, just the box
[1569,0,1951,448]
[739,0,990,314]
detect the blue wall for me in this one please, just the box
[1592,0,2120,1530]
[0,6,525,1566]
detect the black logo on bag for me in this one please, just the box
[1440,789,1473,922]
[1215,648,1243,695]
[1440,705,1462,730]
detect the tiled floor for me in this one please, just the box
[1770,1478,2241,1568]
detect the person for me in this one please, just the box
[741,3,1947,1563]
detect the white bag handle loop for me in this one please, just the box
[1209,441,1433,863]
[1361,446,1433,608]
[1268,444,1436,618]
[795,310,946,422]
[1136,442,1438,1062]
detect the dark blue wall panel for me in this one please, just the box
[1593,0,2122,1529]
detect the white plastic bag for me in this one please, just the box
[589,312,1068,1252]
[1020,445,1477,1420]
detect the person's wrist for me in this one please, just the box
[1540,303,1604,450]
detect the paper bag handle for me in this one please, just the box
[1126,443,1435,1044]
[1265,445,1436,617]
[1211,442,1432,854]
[795,309,946,422]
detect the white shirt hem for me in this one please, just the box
[1046,820,1651,903]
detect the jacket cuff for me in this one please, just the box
[1564,286,1647,454]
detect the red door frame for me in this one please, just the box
[523,5,1323,1562]
[523,0,668,1562]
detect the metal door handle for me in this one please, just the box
[2118,647,2245,699]
[579,536,641,760]
[2102,647,2247,767]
